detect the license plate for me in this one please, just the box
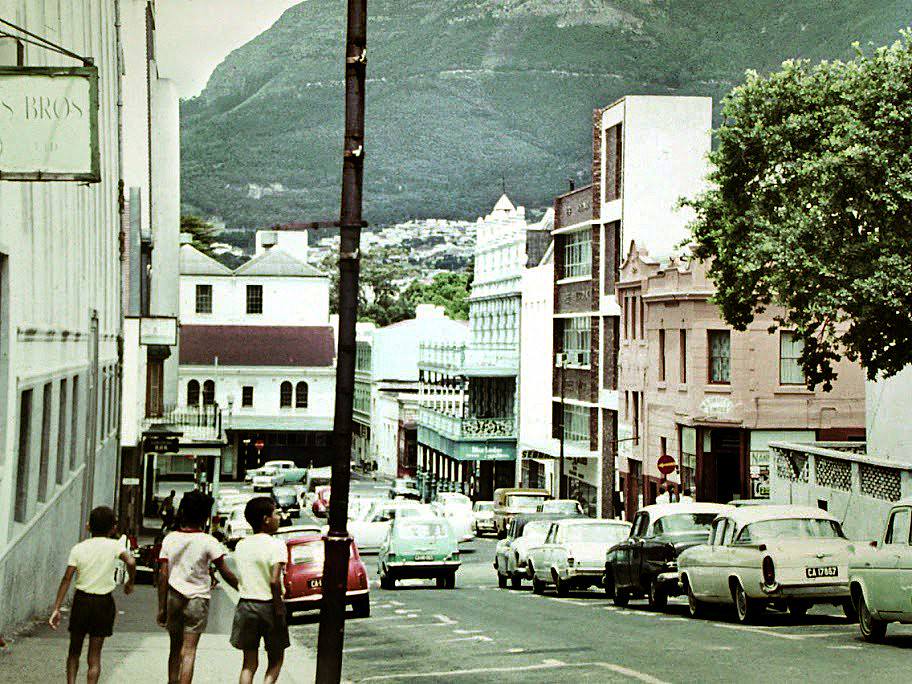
[806,566,838,578]
[309,578,323,588]
[413,554,434,562]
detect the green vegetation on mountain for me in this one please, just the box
[181,1,912,231]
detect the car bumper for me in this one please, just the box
[558,566,605,582]
[759,581,850,599]
[656,569,685,596]
[474,520,496,531]
[385,561,461,578]
[285,588,369,608]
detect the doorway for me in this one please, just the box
[711,428,743,502]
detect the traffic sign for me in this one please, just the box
[657,453,677,475]
[254,439,265,451]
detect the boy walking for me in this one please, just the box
[49,506,136,684]
[158,490,238,684]
[231,496,290,684]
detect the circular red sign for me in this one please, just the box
[657,453,677,475]
[254,439,265,451]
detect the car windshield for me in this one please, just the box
[507,495,547,508]
[474,502,494,512]
[289,541,324,565]
[541,501,579,514]
[653,513,718,534]
[565,524,629,544]
[740,518,845,542]
[396,507,425,519]
[520,521,552,543]
[397,522,449,539]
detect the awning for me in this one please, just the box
[418,426,515,461]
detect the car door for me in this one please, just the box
[689,518,725,600]
[877,506,912,616]
[614,513,643,588]
[627,512,651,589]
[529,524,555,579]
[497,520,515,573]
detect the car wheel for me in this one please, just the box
[352,597,370,618]
[532,574,545,595]
[858,594,887,642]
[787,600,810,619]
[497,571,507,589]
[510,575,522,590]
[647,577,668,611]
[733,580,758,624]
[685,579,703,619]
[613,587,630,607]
[842,598,859,623]
[380,573,395,590]
[436,576,447,589]
[554,572,570,598]
[446,573,456,590]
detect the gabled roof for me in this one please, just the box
[233,247,324,277]
[492,194,516,213]
[180,325,335,367]
[180,244,233,276]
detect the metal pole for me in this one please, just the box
[558,353,566,499]
[316,0,366,681]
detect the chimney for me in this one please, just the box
[179,232,193,245]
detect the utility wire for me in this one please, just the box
[0,16,92,65]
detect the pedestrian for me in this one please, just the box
[679,487,694,503]
[231,496,289,684]
[49,506,136,684]
[162,490,177,530]
[158,490,238,684]
[655,483,671,504]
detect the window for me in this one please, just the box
[246,284,263,314]
[679,330,687,384]
[69,376,80,470]
[563,404,590,443]
[563,317,591,367]
[295,382,308,408]
[639,296,645,339]
[15,389,33,521]
[146,358,164,418]
[195,284,213,314]
[187,379,200,406]
[38,383,52,502]
[99,369,107,442]
[563,231,592,278]
[280,381,292,408]
[660,436,667,456]
[56,378,68,485]
[708,330,731,384]
[242,386,254,407]
[202,380,215,406]
[885,508,911,545]
[780,331,805,385]
[630,295,637,339]
[632,391,640,441]
[658,329,666,381]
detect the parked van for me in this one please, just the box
[492,488,550,538]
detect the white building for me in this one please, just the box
[0,0,125,633]
[177,233,336,479]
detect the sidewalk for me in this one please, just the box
[0,584,317,683]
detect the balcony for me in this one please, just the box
[419,341,466,372]
[419,407,515,441]
[143,404,224,443]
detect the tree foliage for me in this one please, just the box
[685,34,912,389]
[180,215,220,257]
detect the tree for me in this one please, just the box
[406,271,471,321]
[180,215,220,257]
[685,34,912,390]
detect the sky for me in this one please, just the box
[156,0,301,98]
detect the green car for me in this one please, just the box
[378,517,461,589]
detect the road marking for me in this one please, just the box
[452,629,485,634]
[443,635,493,643]
[359,660,670,683]
[712,623,806,641]
[536,596,590,606]
[434,613,457,624]
[507,648,526,654]
[828,645,863,650]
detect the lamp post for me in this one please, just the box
[556,351,567,499]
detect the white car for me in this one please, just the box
[263,460,296,472]
[347,500,432,553]
[848,497,912,641]
[494,516,559,589]
[225,507,253,548]
[472,501,496,536]
[252,468,279,492]
[431,499,474,543]
[528,518,632,596]
[678,505,855,623]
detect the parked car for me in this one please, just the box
[538,499,585,516]
[431,496,474,543]
[389,478,420,500]
[252,468,280,492]
[493,488,551,538]
[528,519,632,596]
[378,517,460,589]
[494,514,577,589]
[849,497,912,642]
[347,500,431,552]
[263,459,296,472]
[275,524,323,543]
[678,505,855,623]
[312,485,331,518]
[604,502,731,609]
[283,534,370,617]
[272,485,301,522]
[472,501,496,536]
[726,499,772,507]
[302,467,333,507]
[224,507,253,549]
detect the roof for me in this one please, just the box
[639,502,733,518]
[180,244,233,276]
[554,518,631,528]
[233,247,324,277]
[726,505,839,525]
[180,325,335,367]
[492,194,515,213]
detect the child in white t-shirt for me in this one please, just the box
[158,490,238,684]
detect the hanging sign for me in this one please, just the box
[657,453,677,475]
[0,66,99,182]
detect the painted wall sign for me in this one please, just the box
[139,317,178,346]
[699,395,734,420]
[0,66,99,182]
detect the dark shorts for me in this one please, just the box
[230,599,290,655]
[166,588,210,635]
[69,590,116,638]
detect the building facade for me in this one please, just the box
[617,244,866,516]
[417,196,531,501]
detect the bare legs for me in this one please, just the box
[168,630,182,684]
[239,649,258,684]
[178,633,202,684]
[86,636,104,684]
[66,632,85,684]
[264,652,284,684]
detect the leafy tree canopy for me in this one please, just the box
[180,215,220,257]
[686,34,912,390]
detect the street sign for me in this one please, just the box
[121,477,140,486]
[657,453,677,475]
[254,439,265,451]
[143,435,180,454]
[139,316,178,345]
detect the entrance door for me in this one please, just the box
[711,429,743,503]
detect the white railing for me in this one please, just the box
[419,342,466,371]
[418,407,516,441]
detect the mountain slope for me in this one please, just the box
[180,0,912,229]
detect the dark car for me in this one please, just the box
[272,485,301,522]
[604,503,731,609]
[389,478,420,500]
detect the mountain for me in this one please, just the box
[180,0,911,229]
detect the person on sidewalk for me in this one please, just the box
[655,483,671,504]
[49,506,136,684]
[230,496,289,684]
[157,490,239,684]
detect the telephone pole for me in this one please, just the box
[315,0,367,681]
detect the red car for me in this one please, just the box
[311,485,331,518]
[283,535,370,617]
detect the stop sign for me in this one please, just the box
[657,453,677,475]
[254,439,265,451]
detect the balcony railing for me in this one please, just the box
[144,404,223,442]
[419,407,515,441]
[419,342,466,371]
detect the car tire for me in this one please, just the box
[613,587,630,607]
[436,576,447,589]
[532,574,545,595]
[858,594,887,642]
[685,579,703,619]
[647,577,668,611]
[352,597,370,618]
[554,572,570,598]
[510,575,522,590]
[842,598,859,623]
[787,600,810,619]
[497,571,507,589]
[380,573,395,590]
[733,580,758,624]
[446,573,456,590]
